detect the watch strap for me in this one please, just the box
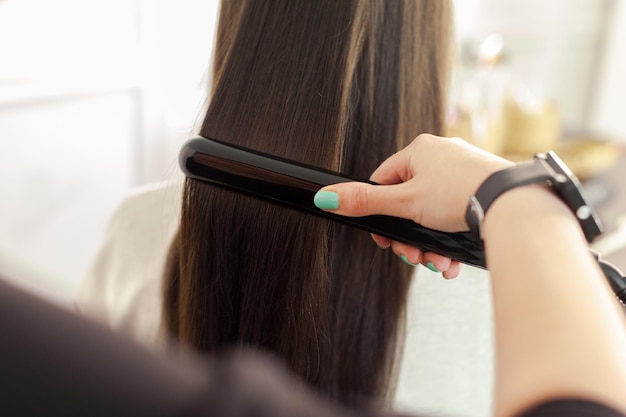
[473,160,552,217]
[465,152,603,244]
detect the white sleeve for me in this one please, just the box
[74,181,182,349]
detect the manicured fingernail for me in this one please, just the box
[314,191,339,210]
[426,262,440,273]
[400,255,418,267]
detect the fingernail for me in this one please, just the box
[314,191,339,210]
[400,255,418,267]
[426,262,440,273]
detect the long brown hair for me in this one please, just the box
[163,0,450,407]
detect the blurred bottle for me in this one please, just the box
[446,34,508,155]
[447,33,563,159]
[502,83,561,156]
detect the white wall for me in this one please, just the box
[0,0,218,305]
[590,0,626,139]
[0,0,142,305]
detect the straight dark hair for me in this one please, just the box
[163,0,451,407]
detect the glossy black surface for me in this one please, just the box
[179,137,487,268]
[598,259,626,303]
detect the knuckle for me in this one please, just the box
[349,186,370,216]
[415,133,435,143]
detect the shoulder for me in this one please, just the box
[108,180,183,236]
[98,180,183,264]
[75,180,184,347]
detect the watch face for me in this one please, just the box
[540,151,575,178]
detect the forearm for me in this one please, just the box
[483,186,626,417]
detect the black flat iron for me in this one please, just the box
[179,136,487,268]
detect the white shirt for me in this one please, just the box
[76,181,182,348]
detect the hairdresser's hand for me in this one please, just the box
[314,134,512,278]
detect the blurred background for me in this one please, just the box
[1,0,625,307]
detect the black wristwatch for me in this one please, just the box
[465,151,603,244]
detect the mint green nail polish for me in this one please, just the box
[400,254,417,267]
[426,262,440,273]
[314,191,339,210]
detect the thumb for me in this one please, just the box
[313,181,417,221]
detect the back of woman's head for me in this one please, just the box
[163,0,450,407]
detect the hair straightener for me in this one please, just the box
[179,136,487,268]
[179,136,626,303]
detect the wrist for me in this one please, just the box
[482,185,581,244]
